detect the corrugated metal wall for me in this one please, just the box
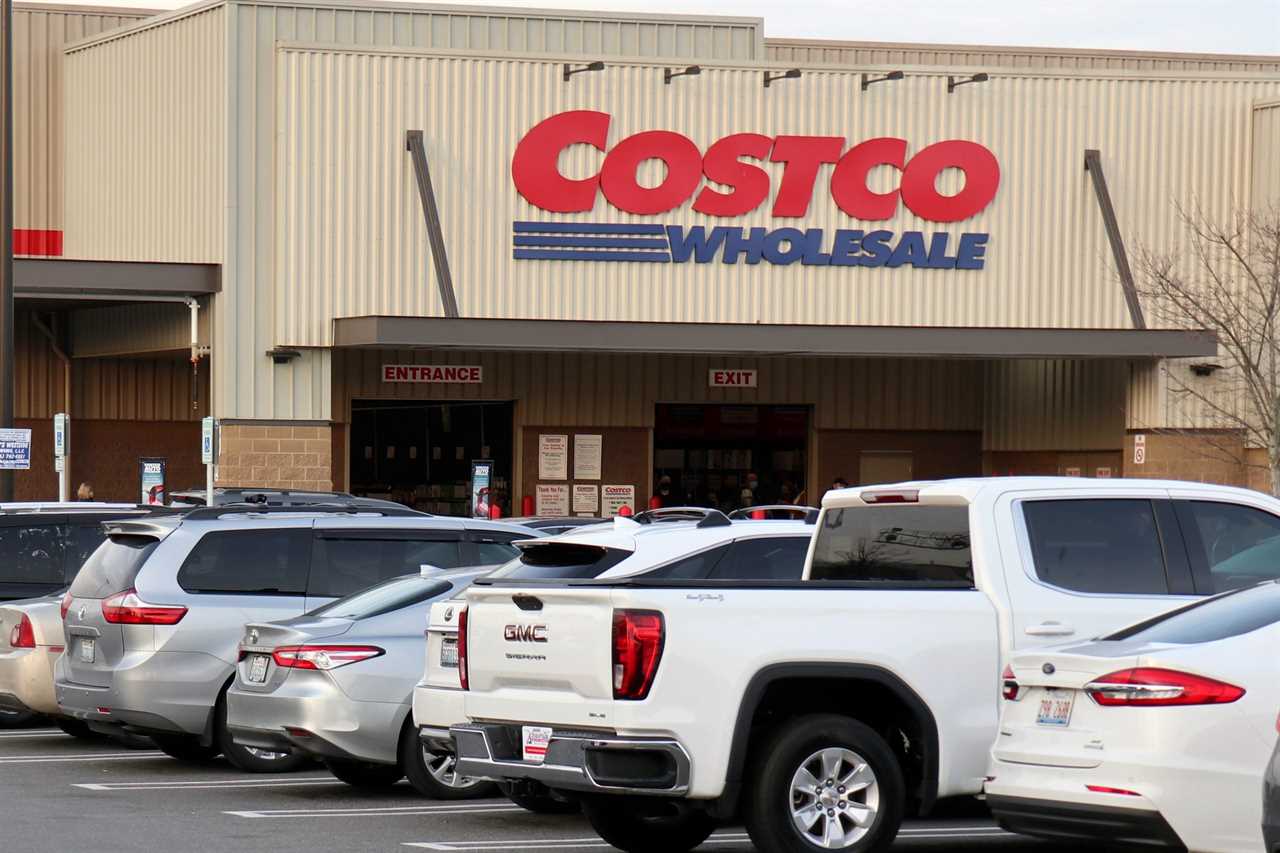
[765,39,1280,74]
[1254,100,1280,208]
[13,3,152,248]
[69,302,209,357]
[1127,358,1245,432]
[333,349,985,431]
[984,359,1127,451]
[274,49,1280,348]
[63,4,225,262]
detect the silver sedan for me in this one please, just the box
[226,567,494,798]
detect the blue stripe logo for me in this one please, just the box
[512,221,672,263]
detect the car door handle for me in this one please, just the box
[1025,622,1075,637]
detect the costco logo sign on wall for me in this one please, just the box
[510,110,999,269]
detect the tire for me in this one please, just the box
[743,714,905,853]
[401,722,496,800]
[497,781,580,815]
[0,707,40,728]
[581,797,715,853]
[53,718,97,740]
[324,758,404,789]
[215,697,309,773]
[151,733,221,764]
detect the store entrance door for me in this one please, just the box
[653,404,809,512]
[349,400,513,516]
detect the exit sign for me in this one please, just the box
[709,369,757,388]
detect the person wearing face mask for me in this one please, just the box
[652,474,674,507]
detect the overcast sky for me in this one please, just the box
[62,0,1280,54]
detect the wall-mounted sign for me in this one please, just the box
[511,111,997,269]
[709,369,757,388]
[573,434,602,480]
[602,484,635,516]
[382,364,483,384]
[1096,467,1113,479]
[536,483,569,516]
[140,458,166,505]
[0,429,31,470]
[538,435,568,480]
[572,484,599,515]
[1133,434,1146,465]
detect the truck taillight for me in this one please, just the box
[612,610,664,700]
[9,614,35,649]
[1085,667,1244,707]
[457,607,469,691]
[1001,665,1021,701]
[101,589,187,625]
[860,490,919,504]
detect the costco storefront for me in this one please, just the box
[40,0,1280,509]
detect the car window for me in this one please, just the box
[810,506,973,586]
[177,529,312,595]
[1105,582,1280,644]
[643,545,731,580]
[711,536,810,581]
[1181,501,1280,593]
[0,523,65,587]
[476,541,521,565]
[65,524,109,583]
[309,537,464,598]
[308,575,455,620]
[488,543,630,580]
[68,534,159,599]
[1022,499,1169,595]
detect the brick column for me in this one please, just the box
[216,423,334,491]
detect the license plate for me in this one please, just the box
[440,637,459,668]
[246,654,269,684]
[522,725,552,764]
[1036,688,1075,727]
[78,638,95,663]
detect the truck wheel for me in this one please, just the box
[497,781,580,814]
[581,798,715,853]
[744,714,905,853]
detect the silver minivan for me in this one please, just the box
[54,504,538,771]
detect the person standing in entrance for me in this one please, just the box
[76,483,94,502]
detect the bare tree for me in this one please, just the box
[1135,205,1280,494]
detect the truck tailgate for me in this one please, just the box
[463,585,616,727]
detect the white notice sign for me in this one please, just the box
[1133,434,1146,465]
[573,484,599,515]
[0,429,32,470]
[538,435,568,480]
[536,484,570,516]
[573,434,602,480]
[602,484,636,516]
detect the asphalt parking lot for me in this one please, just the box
[0,725,1081,853]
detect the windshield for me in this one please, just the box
[308,574,455,619]
[68,535,159,599]
[1105,581,1280,644]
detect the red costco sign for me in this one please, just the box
[382,365,483,384]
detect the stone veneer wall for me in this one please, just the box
[216,423,334,491]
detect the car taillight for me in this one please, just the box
[101,589,187,625]
[612,609,664,700]
[1085,667,1245,707]
[1002,665,1021,701]
[271,645,384,670]
[9,614,35,649]
[60,591,72,621]
[457,608,469,691]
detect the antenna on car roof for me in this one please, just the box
[695,510,732,528]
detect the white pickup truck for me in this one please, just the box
[444,478,1280,853]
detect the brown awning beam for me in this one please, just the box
[15,259,220,298]
[334,316,1217,359]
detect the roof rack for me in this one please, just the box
[727,505,821,523]
[633,506,732,528]
[182,502,427,521]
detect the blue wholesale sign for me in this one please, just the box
[0,429,32,470]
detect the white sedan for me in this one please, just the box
[986,580,1279,853]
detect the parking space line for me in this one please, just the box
[229,803,524,819]
[0,730,69,739]
[75,776,338,791]
[402,827,1013,851]
[0,751,163,764]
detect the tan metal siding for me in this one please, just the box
[333,349,984,430]
[69,302,209,358]
[984,359,1126,451]
[12,4,152,246]
[765,39,1280,74]
[1254,101,1280,208]
[274,49,1280,349]
[1127,358,1245,431]
[63,5,225,262]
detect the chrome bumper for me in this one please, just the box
[451,723,691,796]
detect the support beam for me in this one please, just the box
[1084,149,1147,329]
[405,130,460,319]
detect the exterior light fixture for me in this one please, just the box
[763,68,802,88]
[563,60,605,82]
[861,70,904,91]
[947,72,990,93]
[664,65,701,85]
[266,348,301,365]
[1189,363,1225,377]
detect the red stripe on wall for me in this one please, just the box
[13,229,63,256]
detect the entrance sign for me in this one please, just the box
[382,364,483,384]
[140,458,166,505]
[709,369,757,388]
[536,484,569,516]
[0,429,31,470]
[572,484,599,515]
[471,460,494,518]
[538,435,568,480]
[573,434,602,480]
[602,484,635,516]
